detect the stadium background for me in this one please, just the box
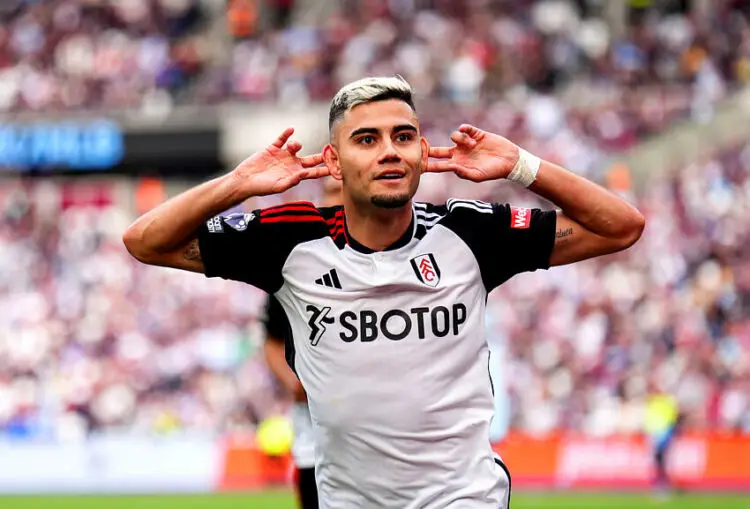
[1,0,749,507]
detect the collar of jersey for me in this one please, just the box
[344,209,416,255]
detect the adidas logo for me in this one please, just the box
[315,268,342,289]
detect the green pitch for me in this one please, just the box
[0,492,748,509]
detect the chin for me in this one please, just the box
[370,193,411,209]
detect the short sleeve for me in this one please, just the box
[440,199,556,292]
[196,202,328,293]
[262,295,290,343]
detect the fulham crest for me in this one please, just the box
[410,253,441,287]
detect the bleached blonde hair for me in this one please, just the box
[328,76,416,132]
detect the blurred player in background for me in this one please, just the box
[123,75,645,509]
[262,178,342,509]
[645,379,682,496]
[486,314,511,444]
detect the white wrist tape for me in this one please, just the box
[507,147,541,188]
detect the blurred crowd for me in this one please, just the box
[227,0,737,136]
[0,180,285,440]
[227,0,750,165]
[0,0,749,441]
[1,0,749,145]
[491,143,750,435]
[0,0,211,113]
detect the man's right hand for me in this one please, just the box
[122,128,328,276]
[233,128,328,196]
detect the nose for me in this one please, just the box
[377,139,401,165]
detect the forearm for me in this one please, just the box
[528,160,644,240]
[123,172,248,263]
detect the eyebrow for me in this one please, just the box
[349,124,418,139]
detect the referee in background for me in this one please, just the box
[262,178,342,509]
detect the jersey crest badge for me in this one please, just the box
[410,253,441,287]
[224,212,255,232]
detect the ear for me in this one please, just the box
[323,144,343,181]
[420,137,429,174]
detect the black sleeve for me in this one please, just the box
[440,199,557,292]
[262,295,290,343]
[196,203,328,293]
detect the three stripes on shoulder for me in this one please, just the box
[446,199,493,214]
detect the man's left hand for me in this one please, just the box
[427,124,519,182]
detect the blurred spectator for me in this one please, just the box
[267,0,295,29]
[228,0,258,39]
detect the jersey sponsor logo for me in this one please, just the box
[410,253,441,287]
[305,304,334,346]
[510,207,531,229]
[339,304,467,342]
[224,212,255,232]
[206,216,223,233]
[303,303,468,344]
[315,268,342,289]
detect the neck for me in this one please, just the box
[344,199,413,252]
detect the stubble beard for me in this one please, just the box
[370,193,411,209]
[370,164,420,209]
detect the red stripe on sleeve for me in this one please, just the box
[261,205,320,216]
[261,215,325,224]
[262,201,316,213]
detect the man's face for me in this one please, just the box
[326,99,428,210]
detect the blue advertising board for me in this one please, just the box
[0,120,124,171]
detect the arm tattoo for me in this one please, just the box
[556,227,574,240]
[184,238,202,262]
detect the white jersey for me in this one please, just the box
[199,199,556,508]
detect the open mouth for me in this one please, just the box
[375,170,405,181]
